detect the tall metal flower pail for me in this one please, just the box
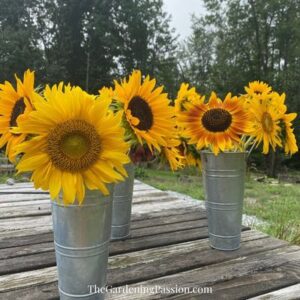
[51,187,113,300]
[201,151,246,251]
[111,163,134,240]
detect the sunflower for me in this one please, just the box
[15,85,130,204]
[248,97,283,154]
[185,152,202,169]
[180,141,201,169]
[175,83,203,112]
[114,70,176,151]
[0,69,38,162]
[178,92,249,155]
[161,138,184,171]
[281,113,298,155]
[245,81,272,98]
[98,86,114,101]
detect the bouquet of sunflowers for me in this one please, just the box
[0,70,298,206]
[100,70,186,171]
[0,69,190,204]
[0,70,130,204]
[175,81,298,157]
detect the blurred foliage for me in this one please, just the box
[0,0,180,95]
[179,0,300,171]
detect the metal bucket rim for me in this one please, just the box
[54,240,110,251]
[52,199,111,207]
[59,287,99,298]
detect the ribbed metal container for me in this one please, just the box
[51,187,113,300]
[201,151,246,251]
[111,163,134,240]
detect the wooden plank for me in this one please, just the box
[0,183,34,189]
[0,251,56,276]
[0,215,53,232]
[0,216,208,260]
[0,231,54,249]
[130,219,208,238]
[107,231,287,287]
[0,195,180,219]
[0,283,59,300]
[0,241,54,260]
[105,246,300,300]
[0,192,50,203]
[0,207,205,249]
[0,180,144,191]
[171,272,300,300]
[0,204,51,219]
[0,195,50,207]
[0,200,198,225]
[130,199,199,215]
[0,267,57,294]
[109,226,250,256]
[0,235,295,300]
[0,190,168,205]
[248,283,300,300]
[0,198,199,234]
[0,218,212,275]
[131,211,206,230]
[131,206,204,222]
[0,230,285,297]
[0,188,45,194]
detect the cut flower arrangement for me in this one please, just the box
[0,69,299,297]
[100,69,186,171]
[0,71,130,204]
[177,81,298,156]
[0,71,298,200]
[174,80,298,251]
[0,71,298,203]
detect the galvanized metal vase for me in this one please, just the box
[111,163,134,240]
[51,187,113,300]
[201,151,246,251]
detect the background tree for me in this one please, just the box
[181,0,300,174]
[114,0,180,97]
[0,0,44,83]
[0,0,179,95]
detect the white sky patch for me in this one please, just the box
[163,0,206,40]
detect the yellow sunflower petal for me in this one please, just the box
[16,84,129,204]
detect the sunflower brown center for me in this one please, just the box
[10,98,26,127]
[128,96,153,131]
[47,120,101,172]
[201,108,232,132]
[254,89,263,95]
[261,112,273,133]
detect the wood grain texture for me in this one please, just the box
[1,239,298,300]
[106,246,300,300]
[0,231,288,296]
[248,283,300,300]
[0,219,211,275]
[0,195,180,219]
[0,207,205,249]
[0,181,299,300]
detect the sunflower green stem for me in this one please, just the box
[244,136,255,150]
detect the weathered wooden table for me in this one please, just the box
[0,180,300,299]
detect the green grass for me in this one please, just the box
[136,167,300,245]
[0,173,27,184]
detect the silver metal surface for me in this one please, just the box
[111,163,134,240]
[52,187,113,299]
[201,151,246,251]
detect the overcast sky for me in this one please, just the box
[163,0,206,40]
